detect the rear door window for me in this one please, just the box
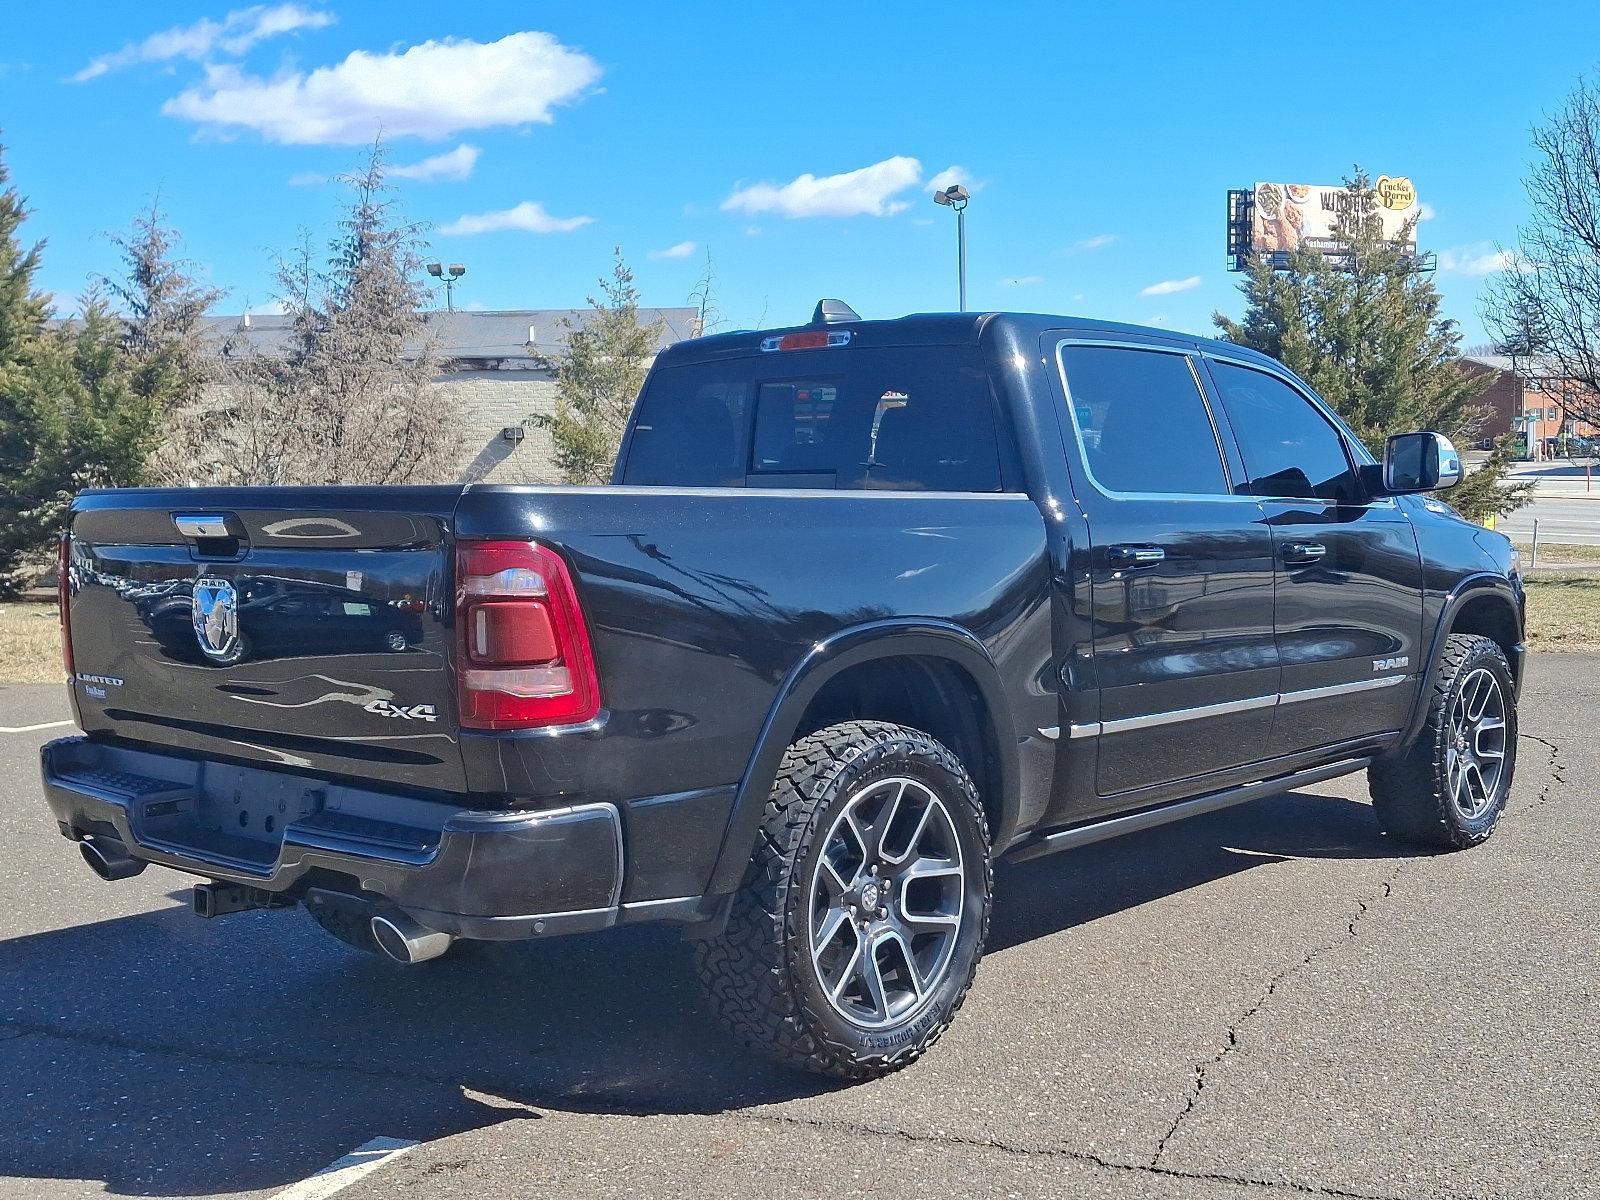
[1057,344,1231,496]
[621,346,1003,492]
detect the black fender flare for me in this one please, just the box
[1394,574,1525,752]
[702,618,1021,897]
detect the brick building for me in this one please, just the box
[1460,355,1600,452]
[208,308,701,483]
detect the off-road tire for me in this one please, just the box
[1369,633,1517,849]
[692,720,992,1079]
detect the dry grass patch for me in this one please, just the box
[0,602,63,683]
[1513,541,1600,567]
[1523,574,1600,652]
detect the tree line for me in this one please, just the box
[10,79,1600,593]
[0,140,660,595]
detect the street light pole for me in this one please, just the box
[932,184,971,312]
[425,261,467,312]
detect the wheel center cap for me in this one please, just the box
[859,880,882,911]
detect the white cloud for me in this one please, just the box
[648,241,698,260]
[999,275,1044,287]
[390,143,479,182]
[437,200,593,236]
[286,169,325,186]
[925,165,977,195]
[1140,275,1202,296]
[1417,202,1437,221]
[73,5,333,82]
[1437,242,1515,276]
[1071,233,1116,252]
[163,31,601,144]
[723,155,925,219]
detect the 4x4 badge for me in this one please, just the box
[364,699,438,722]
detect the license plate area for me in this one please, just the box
[133,763,326,870]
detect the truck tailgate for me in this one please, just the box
[66,488,467,794]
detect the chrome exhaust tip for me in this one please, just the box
[370,911,453,965]
[79,838,147,882]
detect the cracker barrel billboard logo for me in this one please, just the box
[1376,175,1416,211]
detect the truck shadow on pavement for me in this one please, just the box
[0,788,1399,1198]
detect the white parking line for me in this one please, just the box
[268,1137,419,1200]
[0,720,73,734]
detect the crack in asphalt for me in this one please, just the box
[1517,733,1566,805]
[4,1016,1442,1200]
[5,738,1569,1199]
[1142,730,1567,1190]
[739,1110,1425,1200]
[1147,863,1406,1173]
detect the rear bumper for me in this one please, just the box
[40,736,710,940]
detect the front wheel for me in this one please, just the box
[693,721,992,1079]
[1369,633,1517,849]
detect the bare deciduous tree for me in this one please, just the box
[202,142,459,486]
[1488,76,1600,426]
[687,247,722,335]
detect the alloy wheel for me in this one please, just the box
[807,777,965,1030]
[1446,667,1507,821]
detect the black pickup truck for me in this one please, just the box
[42,304,1524,1078]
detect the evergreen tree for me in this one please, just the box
[0,297,160,593]
[536,248,663,484]
[1215,170,1529,521]
[0,146,170,592]
[103,200,222,483]
[0,142,46,373]
[0,141,60,593]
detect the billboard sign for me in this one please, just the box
[1230,177,1421,268]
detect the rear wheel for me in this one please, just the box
[1369,633,1517,849]
[692,720,992,1078]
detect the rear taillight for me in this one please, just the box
[455,540,600,730]
[58,532,74,679]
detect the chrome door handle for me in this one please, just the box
[1280,541,1327,565]
[1106,544,1165,568]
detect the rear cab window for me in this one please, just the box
[621,345,1004,492]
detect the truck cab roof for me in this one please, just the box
[655,309,1286,375]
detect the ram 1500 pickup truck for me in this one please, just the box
[42,303,1524,1078]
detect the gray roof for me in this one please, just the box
[205,307,701,364]
[1463,354,1566,378]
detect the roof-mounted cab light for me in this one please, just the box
[760,329,854,352]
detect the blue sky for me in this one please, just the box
[3,1,1598,343]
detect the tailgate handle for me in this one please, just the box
[173,513,241,540]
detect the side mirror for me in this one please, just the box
[1381,431,1463,494]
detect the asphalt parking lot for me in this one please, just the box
[0,658,1594,1200]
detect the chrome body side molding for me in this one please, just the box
[1057,673,1412,741]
